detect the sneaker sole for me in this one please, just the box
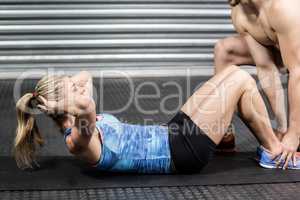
[259,162,300,170]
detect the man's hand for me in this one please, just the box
[278,132,300,169]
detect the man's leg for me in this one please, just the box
[214,35,255,74]
[215,35,288,148]
[214,35,255,151]
[181,66,282,154]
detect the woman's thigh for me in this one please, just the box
[181,66,252,144]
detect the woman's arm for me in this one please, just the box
[40,89,97,153]
[66,98,101,164]
[69,98,96,147]
[38,72,100,164]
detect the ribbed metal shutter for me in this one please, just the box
[0,0,235,77]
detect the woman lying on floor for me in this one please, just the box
[14,66,300,173]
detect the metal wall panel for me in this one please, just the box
[0,0,235,74]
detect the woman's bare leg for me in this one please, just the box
[181,66,282,154]
[237,77,279,151]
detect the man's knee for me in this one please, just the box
[214,39,237,73]
[214,39,235,59]
[214,39,228,59]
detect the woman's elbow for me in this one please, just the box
[76,97,95,114]
[80,71,92,80]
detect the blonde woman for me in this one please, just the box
[15,66,300,174]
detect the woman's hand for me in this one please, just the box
[37,94,95,117]
[37,95,59,114]
[37,71,95,116]
[71,71,93,98]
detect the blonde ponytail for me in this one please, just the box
[14,75,66,169]
[14,93,44,169]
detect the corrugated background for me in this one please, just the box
[0,0,235,76]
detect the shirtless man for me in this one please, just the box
[214,0,300,168]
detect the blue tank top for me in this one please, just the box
[64,113,172,174]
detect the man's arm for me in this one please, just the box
[271,1,300,135]
[269,0,300,167]
[244,35,287,133]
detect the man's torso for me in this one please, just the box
[231,0,280,48]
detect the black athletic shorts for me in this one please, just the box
[168,111,217,173]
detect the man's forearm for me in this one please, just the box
[257,64,287,133]
[287,68,300,137]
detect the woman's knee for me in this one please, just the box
[231,68,256,88]
[221,65,241,75]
